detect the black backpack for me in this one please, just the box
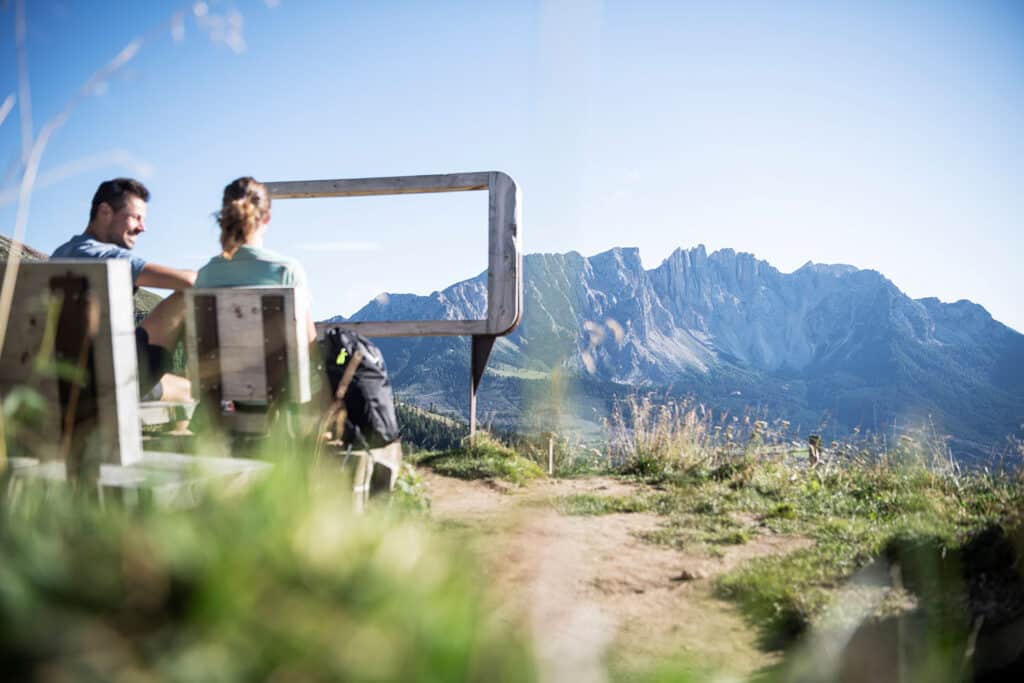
[321,329,400,449]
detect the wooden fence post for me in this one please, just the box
[808,434,822,466]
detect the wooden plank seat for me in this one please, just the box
[139,400,196,429]
[0,260,270,499]
[5,452,269,507]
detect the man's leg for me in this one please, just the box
[140,291,186,350]
[139,292,192,403]
[156,373,192,406]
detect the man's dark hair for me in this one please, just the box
[89,178,150,222]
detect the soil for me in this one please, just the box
[423,472,812,681]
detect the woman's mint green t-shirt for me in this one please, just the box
[195,245,310,298]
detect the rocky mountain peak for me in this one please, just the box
[339,245,1022,458]
[796,261,859,276]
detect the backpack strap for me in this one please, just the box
[331,348,363,437]
[313,347,364,464]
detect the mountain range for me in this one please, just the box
[5,234,1018,460]
[337,245,1024,461]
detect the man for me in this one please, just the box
[51,178,196,401]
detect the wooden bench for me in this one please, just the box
[183,286,401,506]
[0,259,268,499]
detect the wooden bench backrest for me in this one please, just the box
[0,259,142,465]
[184,287,311,420]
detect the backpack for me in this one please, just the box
[321,328,400,448]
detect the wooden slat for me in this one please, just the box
[218,347,267,401]
[50,273,100,481]
[9,452,271,507]
[139,450,271,477]
[95,262,143,466]
[315,319,490,338]
[261,294,288,403]
[193,294,222,408]
[487,171,522,335]
[210,293,267,402]
[266,172,490,199]
[139,401,196,426]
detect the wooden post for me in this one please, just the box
[261,293,289,433]
[261,294,289,404]
[193,294,223,433]
[469,334,495,438]
[548,437,554,475]
[808,434,822,466]
[51,274,100,489]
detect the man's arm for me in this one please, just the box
[136,263,197,291]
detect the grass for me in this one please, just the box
[6,386,1016,680]
[390,461,432,514]
[711,462,1023,640]
[552,491,671,516]
[407,395,1022,660]
[386,397,1023,677]
[633,455,1023,643]
[598,395,1024,659]
[416,433,545,486]
[0,454,537,681]
[603,395,766,479]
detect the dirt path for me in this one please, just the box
[423,472,809,681]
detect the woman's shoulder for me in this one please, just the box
[194,254,229,286]
[198,253,230,267]
[240,246,308,284]
[240,245,299,267]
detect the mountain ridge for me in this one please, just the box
[347,245,1023,460]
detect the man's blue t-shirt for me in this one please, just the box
[50,234,147,284]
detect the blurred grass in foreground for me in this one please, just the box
[0,456,536,682]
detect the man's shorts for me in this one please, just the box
[135,327,169,400]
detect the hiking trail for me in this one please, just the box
[423,472,811,680]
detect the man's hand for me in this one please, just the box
[137,263,197,291]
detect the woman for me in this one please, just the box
[196,176,317,343]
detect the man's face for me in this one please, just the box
[98,194,147,249]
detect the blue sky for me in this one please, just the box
[0,0,1021,331]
